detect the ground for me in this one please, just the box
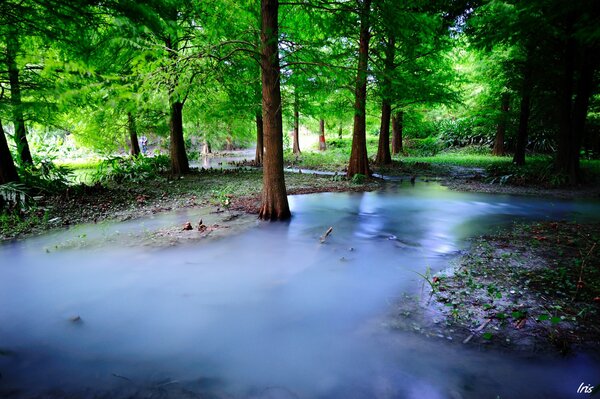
[2,154,600,356]
[388,221,600,355]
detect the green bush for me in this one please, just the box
[92,154,170,185]
[404,137,443,157]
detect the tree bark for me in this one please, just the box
[513,53,533,166]
[492,92,509,156]
[259,0,290,221]
[169,100,189,175]
[375,100,392,165]
[292,92,301,154]
[128,112,141,156]
[166,33,189,175]
[0,120,20,184]
[319,119,326,151]
[391,111,403,155]
[347,0,372,178]
[6,30,33,165]
[255,112,263,165]
[556,45,596,184]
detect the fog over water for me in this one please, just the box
[1,183,599,398]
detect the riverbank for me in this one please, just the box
[0,168,379,242]
[389,221,600,356]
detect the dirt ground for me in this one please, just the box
[388,221,600,356]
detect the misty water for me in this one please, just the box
[1,183,599,398]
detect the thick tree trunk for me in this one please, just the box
[169,100,189,175]
[347,0,372,178]
[556,35,576,177]
[0,120,20,184]
[6,30,33,165]
[375,100,392,165]
[492,92,509,156]
[292,94,301,154]
[391,111,403,155]
[128,112,141,156]
[556,47,596,184]
[255,113,263,165]
[513,55,533,166]
[319,119,326,151]
[259,0,290,220]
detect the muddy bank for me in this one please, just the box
[0,169,378,242]
[389,221,600,355]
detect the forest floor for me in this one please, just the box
[388,221,600,356]
[0,168,379,242]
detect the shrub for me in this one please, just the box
[92,154,170,185]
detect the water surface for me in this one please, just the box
[1,183,599,398]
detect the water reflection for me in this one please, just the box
[1,183,599,398]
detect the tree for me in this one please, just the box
[492,92,509,156]
[259,0,290,220]
[347,0,372,178]
[0,120,19,184]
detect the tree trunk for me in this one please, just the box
[6,30,33,165]
[0,120,20,184]
[226,136,233,151]
[557,47,596,184]
[292,93,301,154]
[347,0,372,178]
[259,0,290,221]
[202,139,211,155]
[255,113,263,165]
[492,92,509,156]
[513,53,533,166]
[319,119,326,151]
[338,125,342,139]
[391,111,403,155]
[375,100,392,165]
[169,100,189,175]
[556,35,576,176]
[128,112,141,156]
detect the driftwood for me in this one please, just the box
[320,227,333,243]
[462,318,492,344]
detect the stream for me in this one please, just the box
[1,183,599,398]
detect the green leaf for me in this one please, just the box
[550,316,561,325]
[482,332,493,340]
[536,314,549,322]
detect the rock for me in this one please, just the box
[69,315,82,323]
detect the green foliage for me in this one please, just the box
[0,182,28,211]
[404,137,443,157]
[91,155,170,185]
[18,158,73,193]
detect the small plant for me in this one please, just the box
[92,155,169,185]
[351,173,366,184]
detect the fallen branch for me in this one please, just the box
[320,227,333,243]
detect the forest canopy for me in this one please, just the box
[1,0,599,219]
